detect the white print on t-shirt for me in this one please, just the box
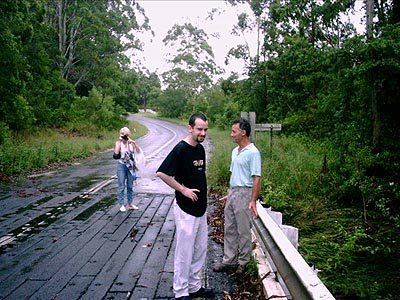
[193,160,204,167]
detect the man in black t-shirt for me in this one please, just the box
[156,113,214,300]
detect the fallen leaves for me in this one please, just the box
[208,194,265,300]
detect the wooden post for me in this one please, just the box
[241,112,256,142]
[241,112,282,149]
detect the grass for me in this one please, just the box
[0,119,147,178]
[207,128,232,194]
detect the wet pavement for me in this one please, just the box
[0,116,237,300]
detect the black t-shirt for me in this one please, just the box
[157,140,207,217]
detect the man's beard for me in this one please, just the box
[197,136,205,143]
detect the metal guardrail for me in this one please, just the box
[252,201,336,300]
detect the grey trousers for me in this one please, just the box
[222,187,253,267]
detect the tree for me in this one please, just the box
[136,72,161,111]
[0,0,40,131]
[225,0,267,70]
[44,0,149,96]
[67,87,125,133]
[157,88,188,118]
[0,0,151,132]
[195,83,239,130]
[162,23,222,102]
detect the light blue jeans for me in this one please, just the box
[117,162,136,205]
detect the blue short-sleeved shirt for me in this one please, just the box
[229,143,261,187]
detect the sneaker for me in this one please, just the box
[119,205,126,212]
[213,263,236,273]
[189,287,214,298]
[235,264,246,275]
[128,204,139,210]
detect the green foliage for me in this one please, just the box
[211,24,400,299]
[0,122,11,145]
[208,128,399,299]
[67,87,126,134]
[135,72,162,110]
[259,180,291,211]
[0,0,148,133]
[157,88,188,118]
[324,223,376,272]
[299,206,399,299]
[0,129,112,176]
[246,256,260,279]
[207,129,231,194]
[161,22,222,112]
[0,120,145,176]
[326,147,399,228]
[28,73,77,128]
[1,0,399,297]
[0,0,36,131]
[212,99,240,130]
[191,85,240,130]
[256,134,324,221]
[1,95,35,131]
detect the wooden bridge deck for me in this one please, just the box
[0,190,234,300]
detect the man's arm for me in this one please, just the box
[156,171,200,201]
[249,175,261,218]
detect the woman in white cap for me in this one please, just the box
[113,127,143,212]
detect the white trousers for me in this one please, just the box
[173,201,208,298]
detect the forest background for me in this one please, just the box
[0,0,399,299]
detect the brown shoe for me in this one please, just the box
[235,264,246,275]
[213,263,236,273]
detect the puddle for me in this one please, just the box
[69,175,110,191]
[74,195,115,221]
[0,195,91,254]
[0,196,54,223]
[16,196,54,213]
[0,193,120,254]
[0,176,117,254]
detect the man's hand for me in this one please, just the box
[249,201,258,218]
[218,195,227,202]
[181,186,200,201]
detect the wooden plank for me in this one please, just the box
[110,195,174,292]
[129,197,175,299]
[48,276,94,300]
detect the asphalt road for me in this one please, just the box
[0,116,236,300]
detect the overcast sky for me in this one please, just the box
[131,0,256,77]
[130,0,364,78]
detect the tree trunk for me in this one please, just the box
[366,0,382,153]
[366,0,374,38]
[392,0,400,23]
[371,90,382,154]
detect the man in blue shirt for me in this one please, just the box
[214,117,261,275]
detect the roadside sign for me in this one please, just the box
[241,112,282,152]
[255,124,282,131]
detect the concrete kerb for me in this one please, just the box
[252,231,288,300]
